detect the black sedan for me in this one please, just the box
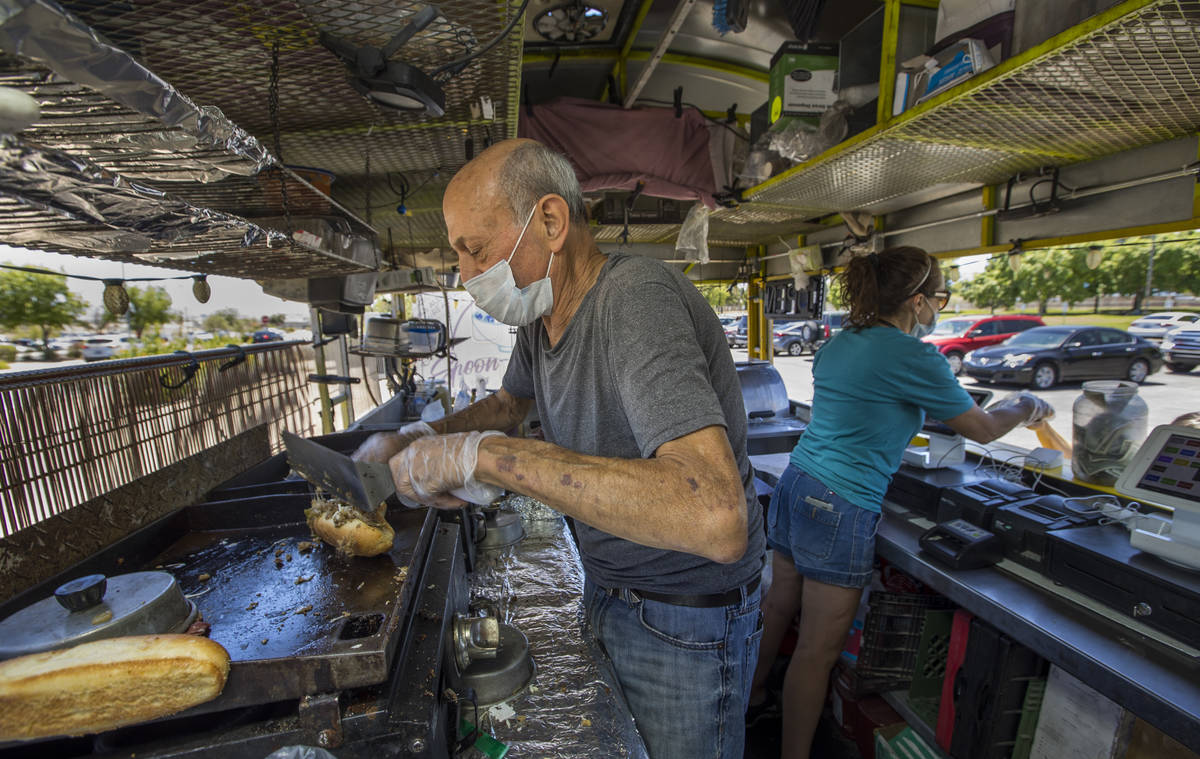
[963,325,1162,390]
[250,328,285,343]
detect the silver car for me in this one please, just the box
[1126,312,1200,342]
[1161,326,1200,373]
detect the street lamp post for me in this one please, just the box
[1142,235,1157,314]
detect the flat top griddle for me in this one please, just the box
[0,487,437,718]
[154,496,432,714]
[161,520,419,665]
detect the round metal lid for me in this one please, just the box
[0,571,196,659]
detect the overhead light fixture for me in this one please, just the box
[320,6,446,117]
[102,279,129,316]
[192,275,211,304]
[1086,244,1103,270]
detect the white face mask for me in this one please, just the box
[463,203,554,327]
[909,295,938,339]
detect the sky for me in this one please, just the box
[0,244,312,323]
[951,253,990,281]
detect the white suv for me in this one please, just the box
[81,336,125,362]
[1126,312,1200,342]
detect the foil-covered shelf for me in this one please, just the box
[745,0,1200,216]
[0,0,378,278]
[0,134,377,278]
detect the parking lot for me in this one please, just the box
[734,348,1199,451]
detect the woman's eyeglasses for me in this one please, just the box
[931,290,951,311]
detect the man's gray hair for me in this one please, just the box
[497,142,588,228]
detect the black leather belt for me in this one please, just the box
[604,577,760,608]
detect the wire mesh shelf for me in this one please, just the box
[748,0,1200,215]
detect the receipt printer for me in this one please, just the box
[937,478,1038,530]
[920,519,1004,570]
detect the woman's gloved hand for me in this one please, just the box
[389,431,505,509]
[987,391,1055,427]
[350,422,436,465]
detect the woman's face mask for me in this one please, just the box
[463,203,554,326]
[909,294,938,339]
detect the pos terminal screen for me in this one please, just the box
[1136,433,1200,501]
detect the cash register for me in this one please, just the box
[1043,424,1200,649]
[1114,424,1200,570]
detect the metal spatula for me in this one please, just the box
[282,431,395,512]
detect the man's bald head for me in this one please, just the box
[447,138,587,228]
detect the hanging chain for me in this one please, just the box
[268,41,295,250]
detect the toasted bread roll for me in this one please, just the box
[0,634,230,740]
[306,497,395,557]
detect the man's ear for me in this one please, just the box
[538,194,572,252]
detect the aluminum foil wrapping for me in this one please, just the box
[0,0,272,176]
[468,494,649,758]
[0,134,283,246]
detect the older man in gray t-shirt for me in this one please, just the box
[356,139,764,759]
[503,250,764,596]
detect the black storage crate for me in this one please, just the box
[846,591,955,695]
[949,618,1047,759]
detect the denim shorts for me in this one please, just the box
[584,580,762,759]
[767,464,880,588]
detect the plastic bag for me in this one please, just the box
[768,102,851,164]
[263,747,339,759]
[676,204,711,264]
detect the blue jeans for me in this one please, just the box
[584,580,763,759]
[767,464,880,588]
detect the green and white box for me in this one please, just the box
[768,41,839,128]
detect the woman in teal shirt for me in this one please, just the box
[747,246,1052,759]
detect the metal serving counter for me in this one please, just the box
[875,509,1200,753]
[749,452,1200,753]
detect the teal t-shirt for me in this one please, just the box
[790,325,976,512]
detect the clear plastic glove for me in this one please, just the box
[986,391,1054,427]
[389,431,504,509]
[350,421,435,465]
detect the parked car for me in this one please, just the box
[1126,311,1200,342]
[719,315,741,346]
[81,336,124,361]
[250,329,285,343]
[820,310,847,338]
[773,321,822,356]
[731,316,815,350]
[963,325,1162,389]
[1161,325,1200,373]
[922,314,1045,375]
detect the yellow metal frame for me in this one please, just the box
[313,341,336,434]
[876,0,902,126]
[980,185,997,248]
[931,216,1200,260]
[748,0,1158,199]
[1195,135,1200,218]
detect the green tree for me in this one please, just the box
[1016,248,1090,314]
[1095,243,1150,312]
[202,308,246,334]
[698,283,746,312]
[0,265,87,348]
[1147,234,1200,296]
[267,313,287,327]
[126,285,174,339]
[958,256,1019,313]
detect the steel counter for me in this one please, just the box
[875,511,1200,753]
